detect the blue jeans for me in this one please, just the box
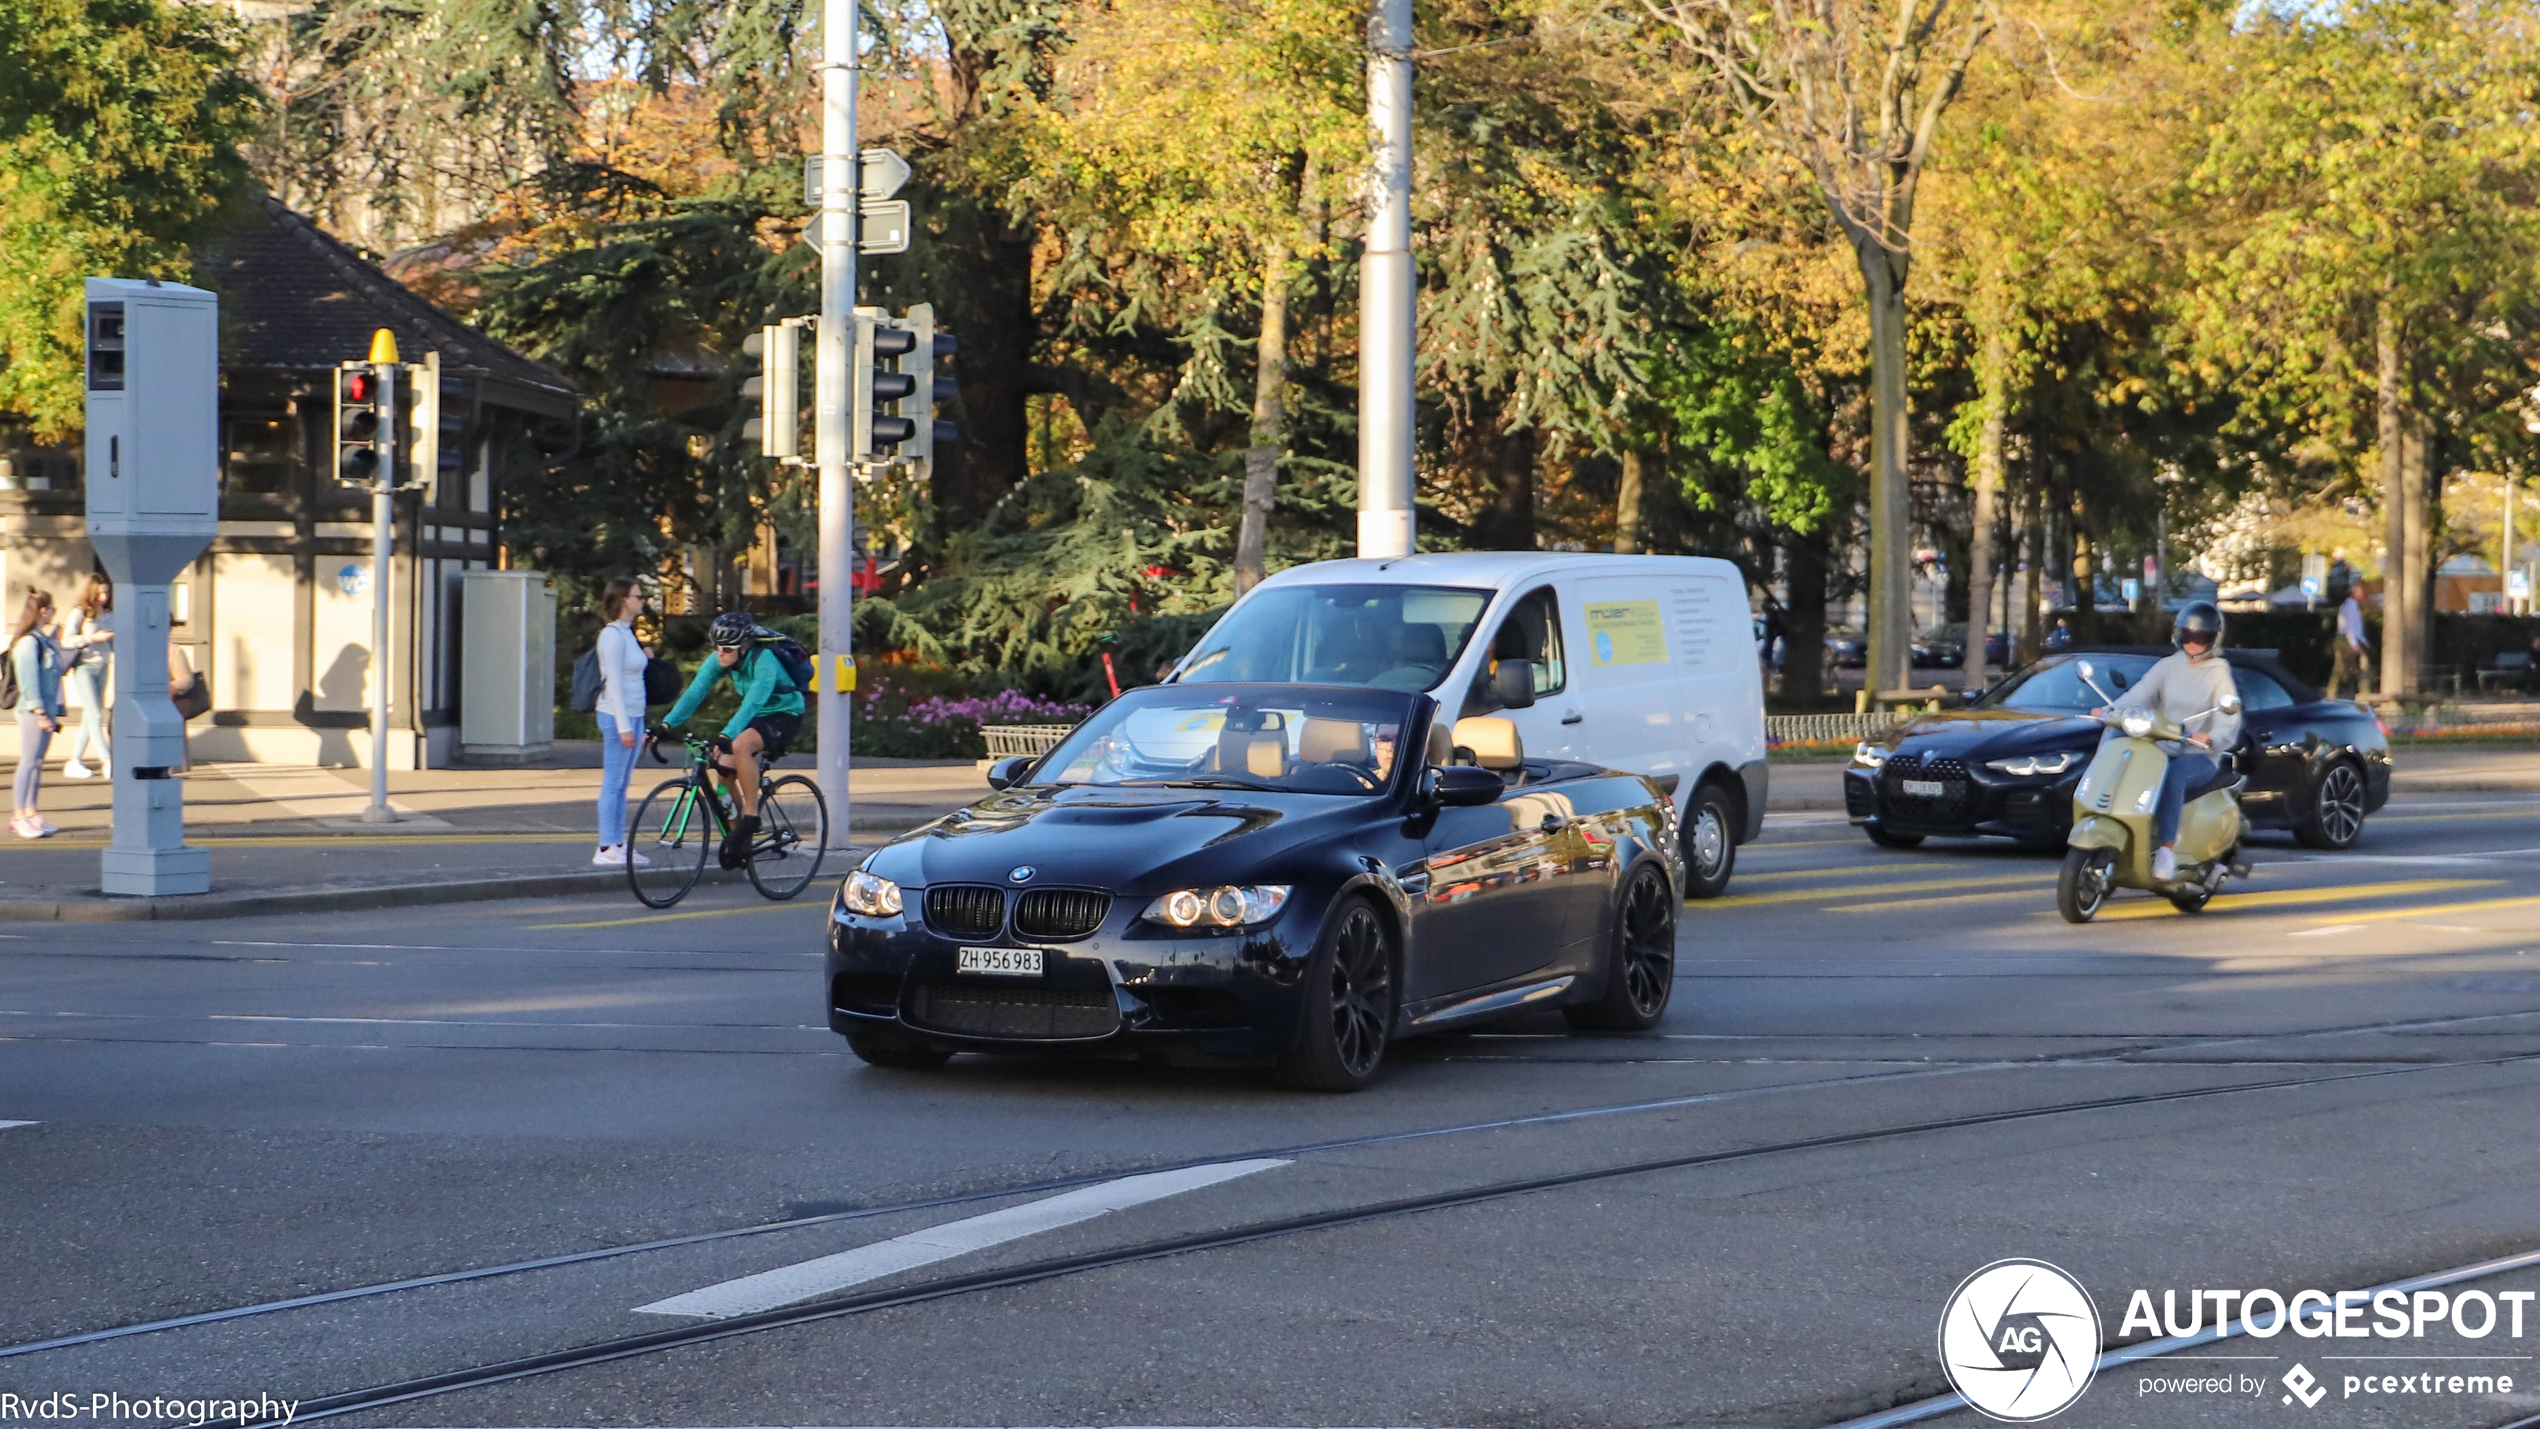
[2154,751,2218,847]
[598,712,640,847]
[64,662,107,765]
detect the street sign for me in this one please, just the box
[804,149,913,206]
[2121,578,2142,605]
[2510,568,2531,599]
[859,200,912,255]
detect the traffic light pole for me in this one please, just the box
[814,0,858,849]
[1357,0,1415,559]
[361,346,397,823]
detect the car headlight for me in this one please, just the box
[1853,742,1890,769]
[1985,751,2079,777]
[1141,885,1292,929]
[2121,712,2154,739]
[842,868,903,917]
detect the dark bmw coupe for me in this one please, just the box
[1844,647,2391,851]
[826,683,1685,1091]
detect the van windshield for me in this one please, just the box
[1176,585,1490,692]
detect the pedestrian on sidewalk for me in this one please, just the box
[59,572,113,779]
[9,588,65,839]
[2328,587,2370,699]
[592,577,652,867]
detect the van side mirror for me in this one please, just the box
[1427,764,1504,808]
[985,755,1033,790]
[1490,658,1538,710]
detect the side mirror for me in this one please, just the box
[984,755,1033,791]
[2218,694,2243,717]
[1429,763,1504,807]
[1490,658,1538,710]
[2075,660,2096,681]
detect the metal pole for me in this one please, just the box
[815,0,859,846]
[1356,0,1414,559]
[360,360,397,823]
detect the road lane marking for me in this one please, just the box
[0,1121,34,1131]
[2290,924,2365,937]
[634,1159,1289,1320]
[2379,808,2540,823]
[1840,884,2055,912]
[2300,894,2540,926]
[2090,878,2498,921]
[529,902,827,931]
[1702,872,2049,908]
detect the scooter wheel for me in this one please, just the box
[2058,846,2116,924]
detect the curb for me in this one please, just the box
[0,859,855,924]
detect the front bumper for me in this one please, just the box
[826,892,1322,1061]
[1843,759,2080,842]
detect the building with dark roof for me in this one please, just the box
[0,196,580,768]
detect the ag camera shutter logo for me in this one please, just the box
[1939,1259,2101,1421]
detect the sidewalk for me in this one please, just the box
[0,746,985,921]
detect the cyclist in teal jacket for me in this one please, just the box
[662,611,806,866]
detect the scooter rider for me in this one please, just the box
[2111,601,2241,882]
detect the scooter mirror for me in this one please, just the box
[2219,693,2243,716]
[2075,660,2096,681]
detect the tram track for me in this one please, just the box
[169,1047,2540,1429]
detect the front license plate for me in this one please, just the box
[1902,779,1945,797]
[958,946,1044,977]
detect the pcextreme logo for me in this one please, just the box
[1938,1259,2102,1422]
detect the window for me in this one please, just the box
[1177,584,1490,691]
[223,415,296,495]
[2234,668,2296,711]
[1464,587,1565,714]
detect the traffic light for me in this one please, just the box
[902,303,959,480]
[334,362,383,486]
[742,320,803,460]
[853,307,919,458]
[398,352,443,497]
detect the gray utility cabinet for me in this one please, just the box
[460,570,556,758]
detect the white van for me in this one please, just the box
[1172,552,1767,895]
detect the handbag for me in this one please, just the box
[171,674,211,721]
[643,656,682,706]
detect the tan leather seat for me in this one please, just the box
[1214,717,1288,778]
[1424,720,1455,769]
[1451,716,1523,771]
[1298,717,1367,765]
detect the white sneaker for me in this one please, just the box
[62,760,91,780]
[626,847,651,867]
[36,818,59,836]
[2151,846,2177,881]
[594,846,625,866]
[10,817,37,840]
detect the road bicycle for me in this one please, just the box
[626,730,830,908]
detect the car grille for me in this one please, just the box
[1881,755,1971,816]
[908,983,1119,1040]
[1013,888,1110,941]
[924,884,1006,939]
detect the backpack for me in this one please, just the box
[642,656,682,706]
[752,628,816,697]
[0,646,17,712]
[568,648,603,712]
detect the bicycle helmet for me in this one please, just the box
[2172,600,2224,653]
[708,611,756,649]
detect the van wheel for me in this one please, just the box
[1681,782,1738,899]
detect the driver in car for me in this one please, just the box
[2110,601,2242,881]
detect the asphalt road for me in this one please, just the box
[4,794,2540,1429]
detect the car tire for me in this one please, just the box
[1866,825,1925,849]
[1276,899,1397,1093]
[2293,759,2368,850]
[1681,782,1739,899]
[843,1023,953,1070]
[1566,864,1676,1032]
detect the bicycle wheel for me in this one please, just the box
[627,776,713,908]
[748,774,830,900]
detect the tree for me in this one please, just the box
[1641,0,1994,695]
[0,0,256,436]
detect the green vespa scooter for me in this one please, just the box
[2056,660,2251,923]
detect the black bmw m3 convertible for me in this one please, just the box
[1844,647,2392,852]
[827,683,1685,1090]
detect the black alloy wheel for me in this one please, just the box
[843,1022,954,1069]
[1277,901,1396,1092]
[2294,760,2367,850]
[1865,824,1926,849]
[1566,864,1677,1032]
[1682,782,1739,898]
[2057,846,2117,924]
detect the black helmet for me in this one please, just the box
[708,611,756,649]
[2173,600,2224,652]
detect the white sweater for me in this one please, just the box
[2119,651,2242,748]
[596,621,649,723]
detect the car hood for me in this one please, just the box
[863,783,1369,893]
[1889,707,2099,759]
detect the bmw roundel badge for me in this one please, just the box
[1008,866,1035,883]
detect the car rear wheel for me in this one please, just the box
[1566,864,1676,1032]
[1276,900,1396,1092]
[843,1022,953,1070]
[1681,782,1738,899]
[2293,759,2367,850]
[1866,825,1925,849]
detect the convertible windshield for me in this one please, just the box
[1176,584,1490,691]
[1982,653,2157,713]
[1029,685,1421,795]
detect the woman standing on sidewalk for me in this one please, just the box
[10,588,65,839]
[593,578,652,867]
[59,573,113,780]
